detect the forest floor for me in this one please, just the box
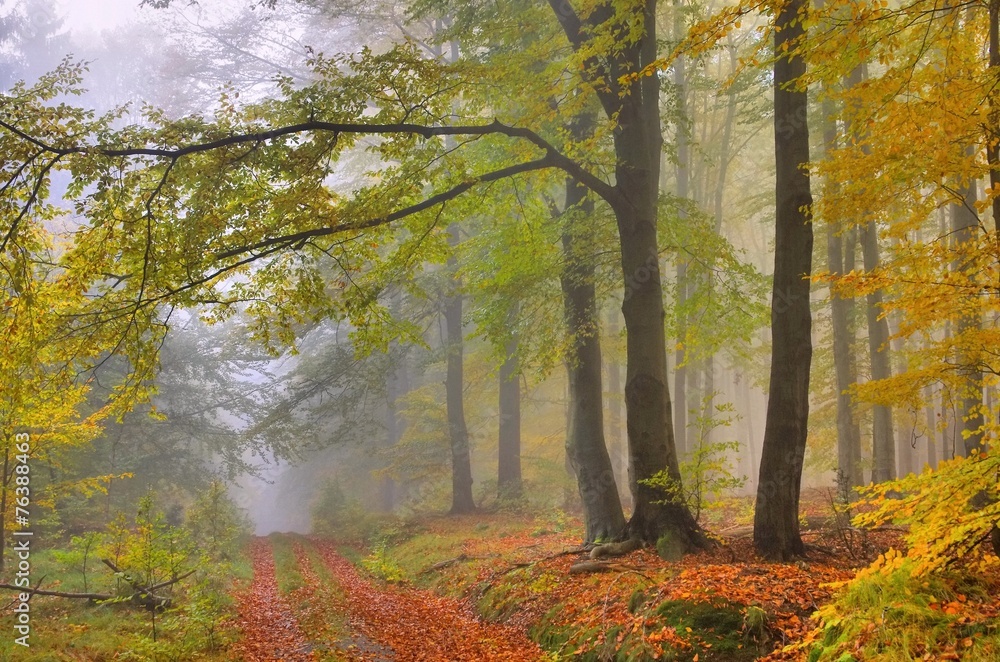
[230,488,998,661]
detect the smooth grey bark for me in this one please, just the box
[862,216,895,483]
[951,171,984,456]
[924,382,938,470]
[753,0,814,560]
[561,176,626,542]
[497,330,522,499]
[842,64,894,484]
[672,0,691,458]
[383,344,408,512]
[444,224,475,514]
[549,0,705,549]
[821,87,863,498]
[605,309,627,500]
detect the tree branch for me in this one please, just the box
[546,0,620,113]
[215,153,582,260]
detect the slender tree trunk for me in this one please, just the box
[445,225,475,514]
[842,64,896,484]
[990,0,1000,236]
[605,309,627,502]
[0,446,7,573]
[951,168,984,456]
[497,329,522,500]
[383,348,408,512]
[924,382,938,470]
[672,1,691,458]
[562,176,626,542]
[862,217,895,482]
[821,75,863,498]
[753,0,814,560]
[382,292,409,512]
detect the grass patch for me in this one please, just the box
[0,546,242,661]
[269,533,305,595]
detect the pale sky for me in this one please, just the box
[54,0,145,36]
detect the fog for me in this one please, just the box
[0,0,916,540]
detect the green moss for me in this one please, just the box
[656,532,685,562]
[654,595,768,661]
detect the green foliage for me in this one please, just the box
[641,396,746,522]
[186,479,251,563]
[100,494,194,594]
[51,532,102,593]
[311,478,396,544]
[361,542,406,583]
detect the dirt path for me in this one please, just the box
[310,539,546,662]
[232,538,316,662]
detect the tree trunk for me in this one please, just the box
[821,79,863,499]
[924,382,938,470]
[605,309,628,503]
[445,225,475,514]
[562,175,626,542]
[549,0,705,549]
[862,218,895,483]
[951,167,984,456]
[753,0,814,560]
[497,330,522,500]
[672,0,691,459]
[0,446,7,573]
[383,349,407,512]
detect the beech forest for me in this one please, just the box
[0,0,998,660]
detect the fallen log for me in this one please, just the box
[419,554,472,575]
[0,562,196,609]
[0,583,112,601]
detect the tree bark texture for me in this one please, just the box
[445,224,475,514]
[754,0,814,560]
[497,331,523,499]
[562,176,627,542]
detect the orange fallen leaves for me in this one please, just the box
[232,538,316,662]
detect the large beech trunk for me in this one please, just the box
[549,0,705,549]
[753,0,814,560]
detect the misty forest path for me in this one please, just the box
[234,535,546,661]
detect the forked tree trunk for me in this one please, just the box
[550,0,705,549]
[753,0,814,560]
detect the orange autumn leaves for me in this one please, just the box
[236,536,545,661]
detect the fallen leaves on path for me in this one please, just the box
[311,538,546,661]
[232,537,316,662]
